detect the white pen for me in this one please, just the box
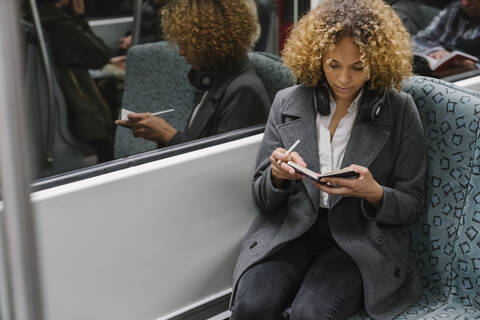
[277,139,300,165]
[151,108,175,116]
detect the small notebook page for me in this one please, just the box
[120,108,133,121]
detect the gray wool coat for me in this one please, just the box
[231,85,427,320]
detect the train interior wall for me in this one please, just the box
[9,135,262,320]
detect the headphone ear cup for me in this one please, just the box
[368,92,386,121]
[197,71,213,90]
[315,86,330,116]
[370,104,382,121]
[188,69,214,91]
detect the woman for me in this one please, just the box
[231,0,426,319]
[115,0,270,147]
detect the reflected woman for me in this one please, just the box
[116,0,270,146]
[231,0,426,319]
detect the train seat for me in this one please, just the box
[115,41,194,158]
[347,76,480,319]
[114,41,293,158]
[247,51,293,103]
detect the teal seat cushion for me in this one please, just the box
[453,127,480,309]
[349,76,480,319]
[403,76,478,303]
[247,51,293,103]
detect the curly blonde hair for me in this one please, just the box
[162,0,259,70]
[282,0,413,91]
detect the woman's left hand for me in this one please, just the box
[115,113,178,144]
[313,164,384,208]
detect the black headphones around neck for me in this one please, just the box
[188,68,214,91]
[313,84,386,122]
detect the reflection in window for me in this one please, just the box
[114,0,273,156]
[24,0,300,181]
[23,0,126,179]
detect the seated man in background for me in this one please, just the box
[116,0,270,147]
[35,0,116,162]
[412,0,480,77]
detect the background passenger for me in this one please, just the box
[231,0,426,319]
[34,0,116,162]
[116,0,270,147]
[117,0,169,55]
[412,0,480,77]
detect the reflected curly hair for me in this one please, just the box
[162,0,259,70]
[282,0,413,91]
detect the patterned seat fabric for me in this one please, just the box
[247,51,294,103]
[114,42,293,158]
[114,41,194,158]
[350,76,480,319]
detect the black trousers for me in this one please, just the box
[231,209,363,320]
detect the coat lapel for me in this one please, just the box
[329,90,394,209]
[276,86,320,209]
[185,60,250,139]
[184,92,216,138]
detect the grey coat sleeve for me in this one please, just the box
[362,94,427,225]
[252,91,290,213]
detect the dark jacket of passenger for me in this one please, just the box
[232,85,427,320]
[140,0,164,44]
[36,4,114,144]
[168,59,271,146]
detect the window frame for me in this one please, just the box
[30,124,265,192]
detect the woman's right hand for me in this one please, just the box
[115,113,178,144]
[270,148,306,188]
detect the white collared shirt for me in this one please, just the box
[188,91,209,128]
[316,88,363,208]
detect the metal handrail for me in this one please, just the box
[27,0,55,165]
[132,0,143,46]
[293,0,299,26]
[0,0,44,319]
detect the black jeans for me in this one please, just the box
[231,209,363,320]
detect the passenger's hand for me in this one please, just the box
[115,113,178,144]
[433,58,478,77]
[429,50,450,60]
[313,164,383,208]
[270,149,306,187]
[119,35,132,50]
[454,59,477,71]
[71,0,85,16]
[110,56,127,71]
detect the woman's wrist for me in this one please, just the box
[365,183,384,209]
[271,172,286,189]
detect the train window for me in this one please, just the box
[20,0,305,187]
